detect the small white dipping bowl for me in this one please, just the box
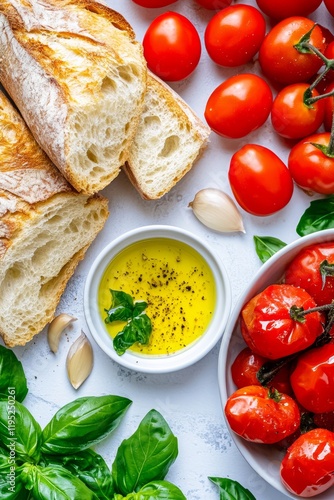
[218,228,334,500]
[84,225,231,374]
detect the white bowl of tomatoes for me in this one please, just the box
[218,228,334,499]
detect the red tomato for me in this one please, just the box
[205,74,272,139]
[324,0,334,16]
[142,12,201,81]
[255,0,322,20]
[225,385,300,444]
[132,0,177,6]
[271,83,325,139]
[259,17,326,85]
[281,429,334,497]
[240,284,324,359]
[204,5,266,67]
[290,343,334,414]
[324,82,334,131]
[228,144,293,216]
[288,132,334,195]
[313,411,334,432]
[324,41,334,85]
[194,0,232,9]
[285,242,334,306]
[231,347,292,394]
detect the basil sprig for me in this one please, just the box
[209,477,256,499]
[105,289,152,355]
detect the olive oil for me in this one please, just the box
[98,238,216,356]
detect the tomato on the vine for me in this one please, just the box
[204,5,266,67]
[271,83,325,139]
[205,74,272,139]
[288,132,334,194]
[228,144,293,216]
[132,0,177,6]
[290,343,334,414]
[231,347,292,394]
[225,385,300,444]
[142,12,201,81]
[194,0,232,9]
[255,0,322,20]
[324,0,334,16]
[280,429,334,497]
[285,242,334,306]
[259,17,326,85]
[240,284,324,359]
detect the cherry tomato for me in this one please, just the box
[271,83,325,139]
[204,5,266,67]
[255,0,322,20]
[281,429,334,497]
[228,144,293,216]
[285,242,334,306]
[324,82,334,131]
[142,12,201,81]
[205,74,272,139]
[324,0,334,16]
[231,347,292,394]
[288,132,334,195]
[259,17,326,85]
[132,0,177,6]
[225,385,300,444]
[194,0,232,9]
[240,284,324,359]
[290,343,334,414]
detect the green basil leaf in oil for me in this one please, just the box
[41,395,131,455]
[253,236,287,263]
[112,409,178,495]
[113,313,152,356]
[209,477,256,500]
[296,196,334,236]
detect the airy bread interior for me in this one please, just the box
[0,193,108,346]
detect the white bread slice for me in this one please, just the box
[0,0,147,194]
[0,90,109,347]
[123,72,211,200]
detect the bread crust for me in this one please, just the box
[0,0,147,194]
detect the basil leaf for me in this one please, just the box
[105,290,134,323]
[0,449,28,499]
[0,345,28,402]
[20,463,96,500]
[41,395,131,455]
[0,400,42,464]
[114,480,186,499]
[209,477,256,500]
[253,236,287,263]
[113,313,152,356]
[112,409,178,495]
[44,449,114,499]
[296,196,334,236]
[132,301,148,316]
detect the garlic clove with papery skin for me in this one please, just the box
[66,331,94,390]
[47,313,77,353]
[188,188,245,233]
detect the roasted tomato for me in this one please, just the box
[290,343,334,414]
[225,385,300,444]
[240,284,324,359]
[285,242,334,306]
[280,428,334,497]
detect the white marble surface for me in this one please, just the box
[11,1,334,499]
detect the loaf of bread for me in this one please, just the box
[0,0,147,194]
[123,72,211,200]
[0,90,109,347]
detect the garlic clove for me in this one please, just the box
[189,188,245,233]
[66,331,94,390]
[48,313,77,353]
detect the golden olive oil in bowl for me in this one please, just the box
[84,225,231,373]
[98,238,216,356]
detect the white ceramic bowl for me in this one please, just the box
[218,228,334,500]
[84,225,231,373]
